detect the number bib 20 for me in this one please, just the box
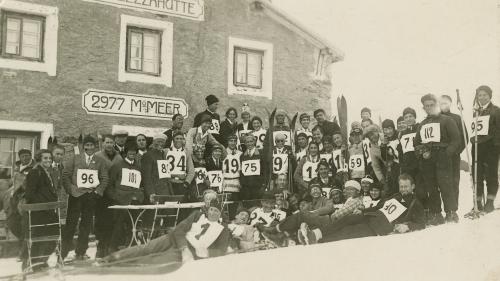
[206,170,223,190]
[302,161,318,182]
[120,168,141,189]
[420,123,441,143]
[471,115,490,136]
[77,169,100,189]
[379,198,407,222]
[223,154,241,178]
[166,150,187,176]
[349,155,365,173]
[208,119,220,134]
[401,133,416,153]
[242,159,261,176]
[273,131,292,146]
[273,154,288,175]
[157,160,171,179]
[194,167,207,184]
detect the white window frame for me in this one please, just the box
[118,15,173,87]
[0,1,58,76]
[228,37,273,99]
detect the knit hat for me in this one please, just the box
[82,135,97,145]
[18,148,31,157]
[206,95,219,106]
[350,127,363,136]
[153,134,167,141]
[274,133,286,141]
[313,109,326,118]
[227,134,238,141]
[402,107,416,118]
[361,107,371,115]
[420,94,437,104]
[299,113,310,121]
[276,109,287,117]
[113,130,128,137]
[476,85,492,98]
[382,119,395,130]
[297,132,309,139]
[344,180,361,191]
[124,143,138,154]
[397,116,404,123]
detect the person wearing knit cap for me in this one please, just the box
[163,113,184,149]
[361,118,374,129]
[313,108,341,138]
[219,107,239,147]
[468,85,500,213]
[348,123,366,181]
[414,93,461,224]
[185,113,223,159]
[400,107,419,182]
[113,130,129,158]
[193,95,222,143]
[361,107,372,121]
[380,119,402,197]
[396,116,406,133]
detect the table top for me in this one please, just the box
[109,201,235,210]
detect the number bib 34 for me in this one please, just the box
[120,168,141,189]
[471,115,490,136]
[166,150,187,176]
[77,169,100,189]
[419,123,441,143]
[242,159,261,176]
[379,198,407,223]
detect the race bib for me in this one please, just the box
[223,154,241,179]
[388,140,400,163]
[379,198,407,223]
[253,130,267,150]
[208,119,220,134]
[206,170,223,190]
[77,169,99,189]
[320,153,333,166]
[249,209,286,227]
[186,215,224,258]
[471,115,490,136]
[120,168,141,189]
[349,154,365,173]
[362,139,372,164]
[322,187,332,199]
[194,167,207,185]
[273,154,289,175]
[420,123,441,143]
[273,131,292,146]
[157,160,171,179]
[400,133,416,154]
[332,149,348,172]
[242,159,261,176]
[302,161,318,182]
[165,150,187,176]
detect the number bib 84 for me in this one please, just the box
[77,169,99,189]
[208,119,220,134]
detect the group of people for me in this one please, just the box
[7,85,500,271]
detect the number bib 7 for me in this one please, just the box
[120,168,141,189]
[349,154,365,173]
[400,133,416,153]
[332,149,348,172]
[273,154,288,175]
[166,150,187,176]
[379,198,407,222]
[223,154,241,178]
[157,160,171,179]
[208,119,220,134]
[242,159,261,176]
[77,169,99,189]
[194,167,207,184]
[273,131,292,146]
[471,115,490,136]
[419,123,441,143]
[302,161,318,182]
[186,215,224,258]
[206,171,223,190]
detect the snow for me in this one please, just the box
[2,172,500,281]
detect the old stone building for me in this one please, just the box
[0,0,342,178]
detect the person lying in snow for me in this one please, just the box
[228,209,260,251]
[297,173,425,245]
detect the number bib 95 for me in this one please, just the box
[223,154,241,178]
[166,151,187,176]
[400,133,416,153]
[302,161,318,182]
[471,115,490,136]
[380,198,407,222]
[120,168,141,189]
[273,154,289,175]
[208,119,220,134]
[206,171,223,190]
[419,123,441,143]
[349,155,365,173]
[242,160,261,176]
[77,169,99,189]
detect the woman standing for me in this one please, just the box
[219,107,239,147]
[251,116,267,152]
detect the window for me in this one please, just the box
[0,133,37,179]
[233,48,263,89]
[126,27,161,76]
[1,11,45,61]
[315,51,326,77]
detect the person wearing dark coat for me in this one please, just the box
[193,95,223,144]
[219,107,239,147]
[163,114,184,149]
[313,109,341,138]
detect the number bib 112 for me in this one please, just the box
[379,198,407,222]
[302,161,318,182]
[401,133,416,153]
[471,115,490,136]
[120,168,141,189]
[242,159,261,176]
[77,169,99,189]
[420,123,441,143]
[273,154,288,175]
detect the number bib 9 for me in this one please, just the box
[419,123,441,143]
[120,168,141,189]
[302,161,318,182]
[157,160,171,179]
[166,150,187,176]
[471,115,490,136]
[273,131,292,146]
[379,198,407,222]
[77,169,100,189]
[223,154,241,178]
[208,119,220,134]
[362,139,372,164]
[206,171,223,190]
[273,154,289,175]
[194,167,207,184]
[400,133,416,153]
[349,154,365,173]
[242,159,261,176]
[332,149,348,172]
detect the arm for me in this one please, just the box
[24,168,39,203]
[313,198,334,216]
[406,199,426,231]
[493,107,500,149]
[293,158,307,191]
[185,152,195,184]
[331,198,363,221]
[96,159,109,196]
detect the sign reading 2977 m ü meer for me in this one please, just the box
[82,89,188,120]
[83,0,204,21]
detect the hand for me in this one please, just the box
[149,193,157,203]
[181,247,193,263]
[394,224,410,233]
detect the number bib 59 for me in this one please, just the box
[77,169,99,189]
[223,154,241,178]
[242,159,261,176]
[206,171,223,190]
[349,155,365,173]
[166,151,187,176]
[420,123,441,143]
[400,133,416,153]
[194,167,207,184]
[273,154,288,175]
[208,119,220,134]
[380,198,407,222]
[471,115,490,136]
[302,161,318,182]
[120,168,141,189]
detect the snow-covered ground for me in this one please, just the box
[2,172,500,281]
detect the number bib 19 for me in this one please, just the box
[208,119,220,134]
[157,160,171,179]
[273,131,292,146]
[302,161,318,182]
[166,150,187,176]
[223,154,241,178]
[471,115,490,136]
[206,170,223,190]
[349,154,365,173]
[379,198,407,222]
[77,169,100,189]
[362,139,372,164]
[273,154,288,175]
[120,168,141,189]
[419,123,441,143]
[400,133,416,153]
[332,149,348,172]
[194,167,207,184]
[242,159,261,176]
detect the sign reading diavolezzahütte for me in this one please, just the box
[82,89,188,120]
[83,0,204,21]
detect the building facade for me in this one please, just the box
[0,0,342,178]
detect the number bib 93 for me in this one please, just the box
[166,151,187,176]
[223,154,241,178]
[273,131,292,146]
[242,159,261,176]
[206,171,223,190]
[471,115,490,136]
[419,123,441,143]
[120,168,141,189]
[380,198,407,222]
[194,167,207,184]
[400,133,416,153]
[77,169,99,189]
[349,155,365,173]
[302,161,318,182]
[208,119,220,134]
[273,154,289,175]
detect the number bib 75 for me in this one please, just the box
[242,159,261,176]
[302,161,318,182]
[273,154,288,175]
[419,123,441,143]
[77,169,99,189]
[471,115,490,136]
[379,198,407,222]
[120,168,141,189]
[166,151,187,176]
[349,155,365,173]
[400,133,416,153]
[223,154,241,178]
[206,170,223,190]
[194,167,207,184]
[208,119,220,134]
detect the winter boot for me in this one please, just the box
[445,211,459,223]
[428,212,445,226]
[484,199,495,213]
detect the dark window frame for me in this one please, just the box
[233,47,264,89]
[125,26,162,77]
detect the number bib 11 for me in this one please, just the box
[420,123,441,143]
[194,167,207,184]
[349,154,365,173]
[471,115,490,136]
[223,154,241,178]
[400,133,416,153]
[273,154,288,175]
[206,170,223,190]
[242,159,261,176]
[208,119,220,134]
[77,169,99,189]
[273,131,291,146]
[120,168,141,189]
[379,198,407,222]
[166,150,187,176]
[302,161,318,182]
[157,160,171,179]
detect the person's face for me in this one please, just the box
[84,143,96,155]
[234,211,249,225]
[315,112,325,123]
[383,127,395,139]
[242,112,250,123]
[208,102,218,112]
[297,136,308,148]
[333,134,343,147]
[399,179,414,196]
[52,148,64,164]
[19,153,32,165]
[276,114,285,124]
[252,120,261,130]
[370,188,381,200]
[275,138,285,149]
[310,187,322,198]
[361,120,372,129]
[126,150,137,161]
[194,149,204,159]
[312,130,323,144]
[351,134,362,144]
[152,138,165,149]
[261,200,274,212]
[115,136,127,146]
[173,135,184,148]
[227,110,237,121]
[103,137,114,152]
[299,201,312,212]
[361,112,371,121]
[403,113,416,127]
[323,141,333,152]
[368,133,379,144]
[318,164,329,178]
[136,135,147,150]
[300,118,310,129]
[331,191,342,204]
[212,149,222,160]
[173,116,184,128]
[344,186,358,198]
[477,91,491,106]
[201,121,211,132]
[207,206,221,222]
[40,152,52,169]
[275,175,287,189]
[397,121,407,132]
[361,182,371,193]
[423,100,438,116]
[439,98,452,113]
[308,144,319,156]
[228,139,237,150]
[245,137,256,149]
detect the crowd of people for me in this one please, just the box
[6,85,500,271]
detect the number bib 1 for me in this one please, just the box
[379,198,407,223]
[194,167,207,185]
[157,160,171,179]
[120,168,141,189]
[242,159,261,176]
[349,154,365,173]
[206,170,223,190]
[302,161,319,182]
[77,169,100,189]
[273,154,289,175]
[208,119,220,134]
[223,154,241,178]
[471,115,490,136]
[362,139,372,164]
[273,131,292,146]
[186,215,224,258]
[166,150,187,176]
[332,149,348,172]
[400,133,416,154]
[420,123,441,143]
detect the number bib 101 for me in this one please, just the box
[471,115,490,136]
[242,159,261,176]
[419,123,441,143]
[302,161,319,182]
[120,168,141,189]
[77,169,100,189]
[273,154,288,175]
[400,133,416,153]
[379,198,407,222]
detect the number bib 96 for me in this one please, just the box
[77,169,99,189]
[166,151,187,176]
[349,155,365,173]
[206,171,223,190]
[273,154,288,175]
[302,161,318,182]
[120,168,141,189]
[420,123,441,143]
[242,160,261,176]
[380,198,407,222]
[471,115,490,136]
[400,133,416,153]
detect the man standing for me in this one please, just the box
[313,109,341,138]
[50,144,66,204]
[470,85,500,212]
[361,107,372,122]
[399,107,419,182]
[141,134,173,201]
[164,114,184,148]
[62,135,109,260]
[113,130,129,158]
[165,132,195,196]
[414,94,461,224]
[193,95,222,143]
